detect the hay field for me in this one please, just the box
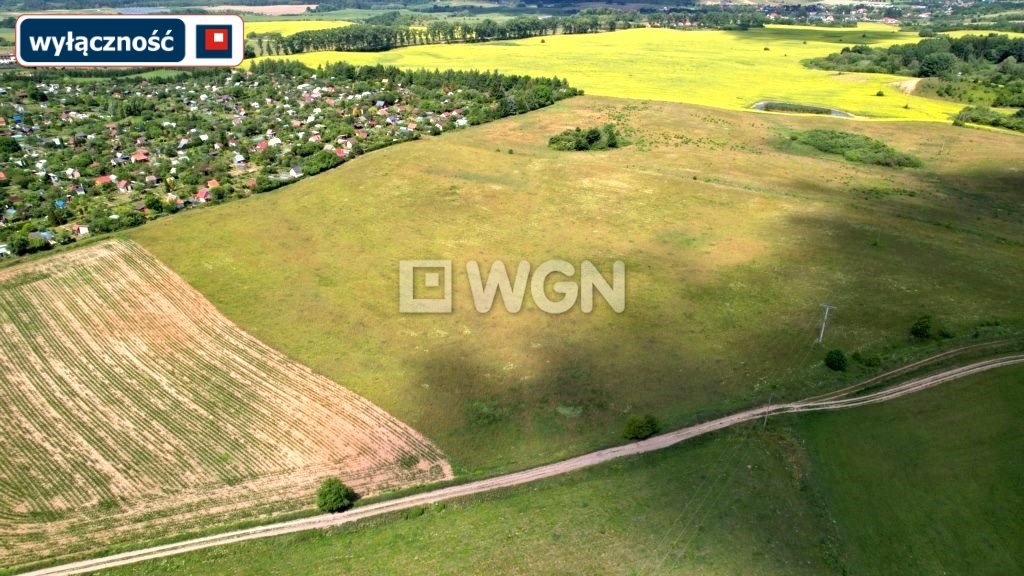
[0,241,451,572]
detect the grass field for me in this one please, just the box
[129,95,1024,478]
[0,241,451,573]
[249,24,971,121]
[245,19,351,37]
[795,366,1024,575]
[95,363,1024,575]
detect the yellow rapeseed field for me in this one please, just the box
[250,24,993,122]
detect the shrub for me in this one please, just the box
[825,349,848,372]
[624,414,661,440]
[876,90,885,97]
[954,106,1024,134]
[0,135,21,159]
[402,506,426,520]
[791,129,921,168]
[763,102,833,115]
[549,124,623,151]
[910,316,933,340]
[316,477,357,513]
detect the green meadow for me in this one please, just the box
[251,24,969,121]
[94,363,1024,575]
[130,96,1024,475]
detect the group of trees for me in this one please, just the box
[808,34,1024,107]
[810,34,1024,78]
[548,124,622,151]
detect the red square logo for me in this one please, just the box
[204,28,230,52]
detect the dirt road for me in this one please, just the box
[19,354,1024,576]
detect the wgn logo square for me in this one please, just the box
[399,260,453,314]
[196,25,232,59]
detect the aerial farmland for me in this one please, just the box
[0,1,1022,575]
[0,241,450,570]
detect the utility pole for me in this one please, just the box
[817,304,835,344]
[763,393,772,429]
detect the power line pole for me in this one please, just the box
[762,393,772,429]
[817,304,835,344]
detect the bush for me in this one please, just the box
[762,101,833,115]
[954,106,1024,134]
[910,316,933,340]
[549,124,623,151]
[0,135,21,159]
[624,414,661,440]
[316,477,357,513]
[791,129,921,168]
[825,349,848,372]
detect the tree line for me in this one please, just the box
[274,15,613,54]
[256,9,767,55]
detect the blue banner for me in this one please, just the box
[19,17,187,64]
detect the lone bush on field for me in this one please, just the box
[911,316,933,340]
[825,349,848,372]
[624,414,661,440]
[549,124,623,151]
[317,477,357,513]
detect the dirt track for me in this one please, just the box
[20,354,1024,576]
